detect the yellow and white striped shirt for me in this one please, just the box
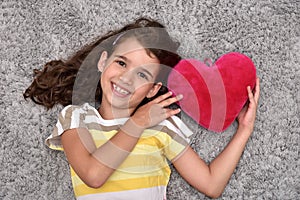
[46,103,193,200]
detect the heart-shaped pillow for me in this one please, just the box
[167,52,256,132]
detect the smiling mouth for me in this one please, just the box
[112,83,131,97]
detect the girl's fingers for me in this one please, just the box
[248,78,260,103]
[150,91,183,108]
[164,108,181,118]
[247,86,254,102]
[151,91,173,104]
[159,94,183,108]
[254,78,260,103]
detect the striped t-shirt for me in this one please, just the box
[46,103,193,200]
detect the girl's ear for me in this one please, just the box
[146,82,162,98]
[97,51,108,72]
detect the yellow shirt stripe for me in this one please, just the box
[46,103,191,199]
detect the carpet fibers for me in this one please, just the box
[0,0,299,199]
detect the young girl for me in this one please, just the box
[24,18,260,200]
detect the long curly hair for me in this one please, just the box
[23,17,181,110]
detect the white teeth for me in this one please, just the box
[113,84,130,95]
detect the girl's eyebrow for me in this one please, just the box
[115,55,154,78]
[115,55,130,63]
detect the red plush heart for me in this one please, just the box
[167,52,256,132]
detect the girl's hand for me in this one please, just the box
[237,78,260,133]
[131,91,183,129]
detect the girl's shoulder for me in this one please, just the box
[45,103,98,150]
[58,103,100,122]
[159,116,194,139]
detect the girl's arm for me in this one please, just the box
[173,78,260,198]
[61,126,141,188]
[61,91,182,188]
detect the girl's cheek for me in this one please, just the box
[134,81,153,93]
[102,67,117,79]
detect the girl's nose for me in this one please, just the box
[119,71,133,85]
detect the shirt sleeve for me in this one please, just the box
[158,116,194,161]
[45,103,92,151]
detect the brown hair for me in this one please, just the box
[23,17,181,109]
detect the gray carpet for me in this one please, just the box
[1,0,299,199]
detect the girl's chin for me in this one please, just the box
[109,98,140,112]
[109,96,130,108]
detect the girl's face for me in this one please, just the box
[98,37,162,118]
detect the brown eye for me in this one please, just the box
[116,60,126,67]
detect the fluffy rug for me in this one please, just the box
[1,0,299,199]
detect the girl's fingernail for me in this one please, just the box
[177,94,183,99]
